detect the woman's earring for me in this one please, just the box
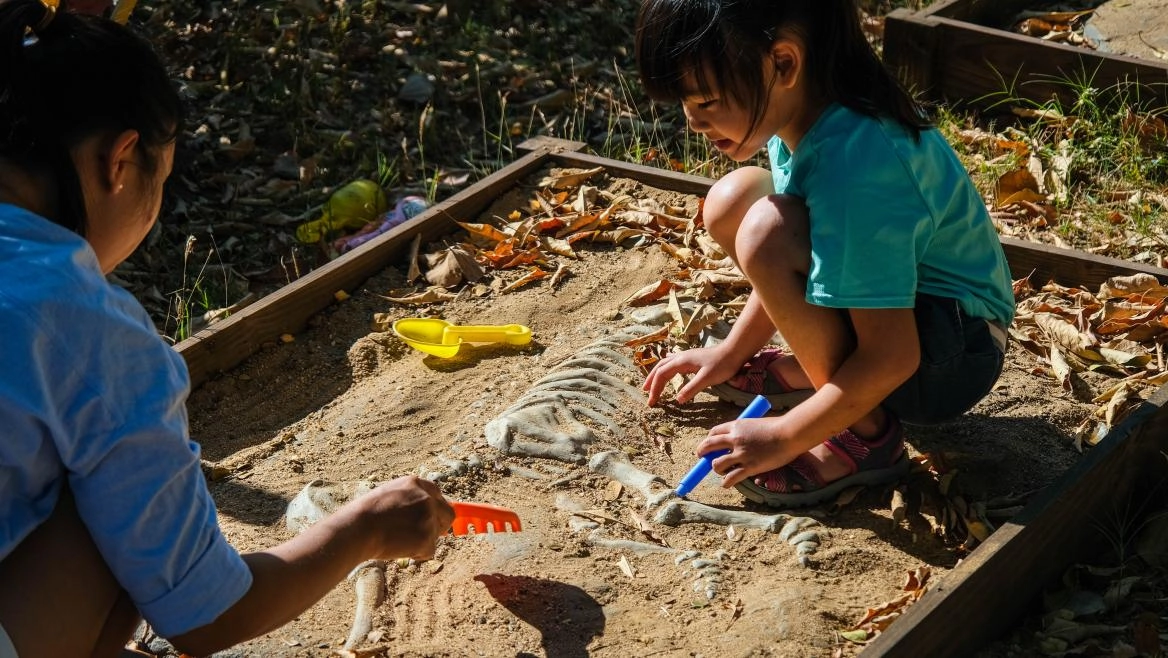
[116,184,124,193]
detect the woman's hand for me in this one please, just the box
[642,345,742,406]
[353,476,456,561]
[696,416,813,489]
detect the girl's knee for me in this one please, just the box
[704,166,773,243]
[736,194,811,269]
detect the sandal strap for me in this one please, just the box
[822,415,905,477]
[741,348,795,396]
[757,454,824,493]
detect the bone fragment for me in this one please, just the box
[778,516,821,542]
[788,530,821,546]
[674,550,701,565]
[588,451,671,507]
[585,531,676,556]
[344,560,386,650]
[655,499,790,532]
[286,480,376,533]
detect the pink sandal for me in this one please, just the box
[736,414,910,508]
[707,347,813,411]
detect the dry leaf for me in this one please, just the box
[501,266,547,293]
[539,166,604,190]
[891,487,907,524]
[603,480,623,501]
[406,232,423,283]
[628,510,669,546]
[381,288,457,305]
[424,244,484,287]
[624,279,676,307]
[995,168,1046,207]
[549,261,570,287]
[617,554,636,579]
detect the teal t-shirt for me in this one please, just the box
[768,104,1014,326]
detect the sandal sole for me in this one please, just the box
[734,453,911,509]
[706,383,814,410]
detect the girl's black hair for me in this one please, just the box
[0,0,182,236]
[635,0,929,140]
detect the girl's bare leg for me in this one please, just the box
[0,489,140,658]
[703,166,811,390]
[730,191,886,440]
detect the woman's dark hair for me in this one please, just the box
[635,0,929,140]
[0,0,182,236]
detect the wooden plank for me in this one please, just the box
[931,17,1168,108]
[927,0,1034,26]
[863,384,1168,657]
[516,135,587,153]
[547,150,717,196]
[1002,236,1168,288]
[884,9,942,99]
[175,148,553,388]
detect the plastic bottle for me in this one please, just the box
[333,196,429,254]
[295,179,388,244]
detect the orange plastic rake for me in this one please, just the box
[450,502,522,535]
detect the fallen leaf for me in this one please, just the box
[381,288,457,305]
[603,480,623,501]
[891,487,907,524]
[456,221,510,245]
[501,266,547,293]
[617,554,636,579]
[727,597,744,629]
[840,629,870,643]
[623,279,676,307]
[424,244,484,287]
[406,232,423,283]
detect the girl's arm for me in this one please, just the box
[169,476,452,657]
[705,307,920,486]
[643,290,781,405]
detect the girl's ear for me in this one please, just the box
[103,129,141,193]
[769,39,803,89]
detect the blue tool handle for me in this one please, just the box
[674,394,772,497]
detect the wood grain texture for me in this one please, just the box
[863,385,1168,657]
[885,8,1168,109]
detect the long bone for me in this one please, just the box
[588,450,675,509]
[344,560,387,650]
[586,450,825,567]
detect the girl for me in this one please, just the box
[0,2,454,656]
[637,0,1014,508]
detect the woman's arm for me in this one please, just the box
[169,476,452,657]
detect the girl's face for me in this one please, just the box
[78,131,175,274]
[679,38,812,160]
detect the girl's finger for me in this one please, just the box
[709,451,740,476]
[695,434,732,457]
[720,466,749,489]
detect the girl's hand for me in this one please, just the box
[354,476,456,560]
[642,345,741,406]
[697,416,809,489]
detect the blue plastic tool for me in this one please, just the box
[674,394,773,497]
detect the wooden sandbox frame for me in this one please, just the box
[884,0,1168,109]
[176,139,1168,656]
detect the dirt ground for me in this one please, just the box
[178,169,1104,658]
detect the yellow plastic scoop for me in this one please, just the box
[392,318,532,358]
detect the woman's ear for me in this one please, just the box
[769,39,803,89]
[103,130,141,193]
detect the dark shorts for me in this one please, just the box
[882,293,1007,425]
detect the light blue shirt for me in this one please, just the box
[0,204,251,637]
[768,104,1015,326]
